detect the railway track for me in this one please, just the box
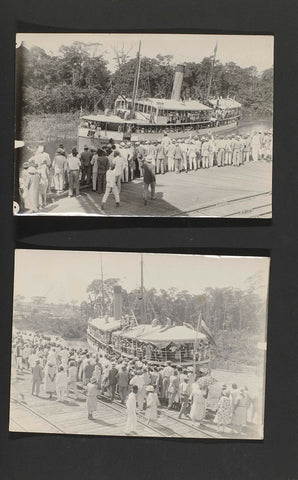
[77,385,217,439]
[10,395,64,433]
[172,191,272,218]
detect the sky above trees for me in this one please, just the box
[14,250,270,304]
[17,34,274,74]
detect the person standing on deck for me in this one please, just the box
[201,137,210,169]
[83,359,94,386]
[178,376,190,419]
[86,377,98,420]
[67,147,81,198]
[251,132,260,162]
[130,370,145,411]
[56,365,68,402]
[232,136,242,167]
[43,361,56,399]
[167,139,176,172]
[167,369,179,409]
[52,148,67,194]
[97,149,110,194]
[90,147,99,192]
[173,141,183,173]
[161,132,171,172]
[113,150,125,193]
[118,363,129,404]
[67,361,79,400]
[145,385,159,424]
[231,388,248,434]
[189,381,207,426]
[79,145,92,185]
[31,359,43,396]
[108,361,119,402]
[143,156,156,206]
[242,135,251,163]
[161,361,174,402]
[125,385,138,435]
[216,136,226,167]
[101,163,120,209]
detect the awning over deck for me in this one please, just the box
[137,324,206,347]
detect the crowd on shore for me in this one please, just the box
[12,330,262,436]
[18,129,272,213]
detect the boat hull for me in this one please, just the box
[78,121,239,150]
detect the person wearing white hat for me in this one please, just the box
[145,385,159,424]
[86,377,98,420]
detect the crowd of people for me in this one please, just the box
[12,330,262,436]
[19,128,272,213]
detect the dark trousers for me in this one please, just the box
[97,172,107,194]
[81,164,92,184]
[109,383,117,401]
[119,386,128,403]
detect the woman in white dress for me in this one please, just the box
[189,381,207,426]
[44,361,56,398]
[125,385,138,435]
[145,385,159,424]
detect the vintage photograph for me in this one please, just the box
[14,33,273,217]
[10,250,269,438]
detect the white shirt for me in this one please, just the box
[106,169,117,187]
[113,156,124,176]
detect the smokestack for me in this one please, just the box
[171,65,185,101]
[113,286,122,321]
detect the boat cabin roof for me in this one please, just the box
[117,96,212,112]
[208,98,241,109]
[89,316,121,332]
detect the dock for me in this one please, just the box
[10,369,261,439]
[34,161,272,217]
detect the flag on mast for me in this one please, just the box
[201,318,217,347]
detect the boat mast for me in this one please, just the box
[206,41,218,100]
[140,253,147,324]
[100,254,105,316]
[193,311,202,375]
[130,41,142,119]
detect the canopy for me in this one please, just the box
[89,316,121,332]
[137,325,206,346]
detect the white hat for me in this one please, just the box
[146,385,154,392]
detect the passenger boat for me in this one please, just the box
[77,43,241,151]
[87,256,212,368]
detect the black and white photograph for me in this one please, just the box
[15,33,273,217]
[10,250,269,439]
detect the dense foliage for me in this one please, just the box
[19,43,273,117]
[14,274,266,370]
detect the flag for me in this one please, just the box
[201,319,217,347]
[213,42,218,58]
